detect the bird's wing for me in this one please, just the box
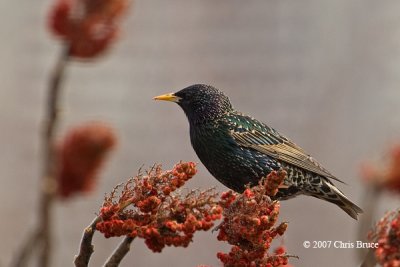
[226,114,345,183]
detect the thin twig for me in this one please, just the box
[359,249,377,267]
[11,230,42,267]
[11,45,70,267]
[358,185,380,261]
[103,237,135,267]
[74,217,101,267]
[38,44,70,267]
[74,198,136,266]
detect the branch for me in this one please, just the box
[11,45,70,267]
[38,44,70,267]
[103,237,135,267]
[11,230,41,267]
[360,249,377,267]
[357,185,380,261]
[74,198,136,266]
[74,217,101,267]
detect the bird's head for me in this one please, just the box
[154,84,233,124]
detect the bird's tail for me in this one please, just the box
[310,179,363,220]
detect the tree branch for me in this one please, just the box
[74,198,137,266]
[11,230,42,267]
[360,249,377,267]
[357,185,380,261]
[103,237,135,267]
[74,217,101,267]
[11,45,70,267]
[38,44,70,267]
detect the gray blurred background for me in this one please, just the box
[1,0,400,266]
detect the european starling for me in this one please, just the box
[154,84,363,219]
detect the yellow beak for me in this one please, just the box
[153,93,181,103]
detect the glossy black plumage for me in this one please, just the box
[155,84,363,219]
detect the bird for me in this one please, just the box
[154,84,363,220]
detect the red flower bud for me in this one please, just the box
[57,122,117,199]
[48,0,130,58]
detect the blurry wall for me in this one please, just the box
[1,0,400,266]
